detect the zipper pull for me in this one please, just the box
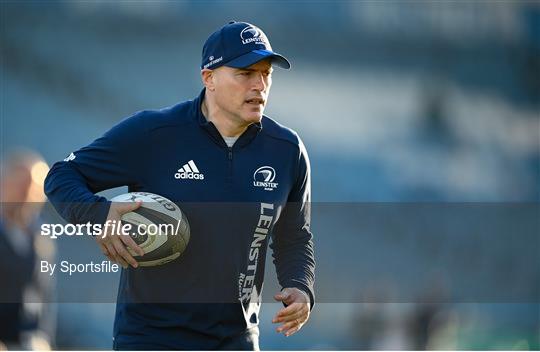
[228,148,233,160]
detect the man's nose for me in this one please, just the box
[251,73,266,91]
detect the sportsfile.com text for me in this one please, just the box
[40,220,181,239]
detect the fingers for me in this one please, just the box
[273,304,304,323]
[98,200,144,268]
[113,200,142,215]
[276,318,304,337]
[105,242,128,268]
[98,242,115,262]
[283,325,300,337]
[272,288,311,337]
[274,289,292,304]
[274,301,302,318]
[272,302,310,337]
[119,231,144,256]
[274,311,308,337]
[99,234,137,268]
[276,319,301,335]
[113,237,139,268]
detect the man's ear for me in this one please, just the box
[201,69,215,91]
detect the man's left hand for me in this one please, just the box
[272,287,310,337]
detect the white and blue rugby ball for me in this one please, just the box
[110,192,190,267]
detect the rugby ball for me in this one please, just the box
[110,192,190,267]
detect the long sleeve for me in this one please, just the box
[270,138,316,309]
[44,112,148,225]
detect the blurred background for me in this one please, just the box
[1,0,539,350]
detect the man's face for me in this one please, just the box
[211,59,273,126]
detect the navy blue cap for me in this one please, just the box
[201,21,291,70]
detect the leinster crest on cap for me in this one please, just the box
[240,25,268,46]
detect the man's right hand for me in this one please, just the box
[96,201,145,268]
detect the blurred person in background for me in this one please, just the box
[0,149,56,350]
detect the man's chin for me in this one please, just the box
[244,113,263,124]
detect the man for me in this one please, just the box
[45,21,315,350]
[1,150,55,350]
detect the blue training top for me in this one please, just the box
[44,89,315,349]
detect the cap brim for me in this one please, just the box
[225,49,291,69]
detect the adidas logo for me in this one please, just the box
[174,160,205,180]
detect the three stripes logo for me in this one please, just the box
[174,160,205,180]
